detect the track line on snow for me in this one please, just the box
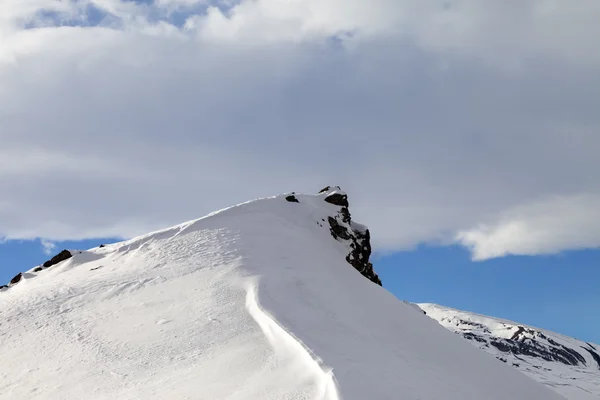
[245,280,340,400]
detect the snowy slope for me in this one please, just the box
[419,303,600,400]
[0,188,565,400]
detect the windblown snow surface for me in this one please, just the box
[0,189,565,399]
[420,303,600,400]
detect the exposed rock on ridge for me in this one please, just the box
[453,319,598,369]
[9,273,23,285]
[43,250,73,268]
[319,186,382,286]
[419,303,600,399]
[1,249,73,289]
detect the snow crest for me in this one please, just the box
[245,278,340,400]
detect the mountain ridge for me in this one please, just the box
[419,302,600,400]
[0,188,565,399]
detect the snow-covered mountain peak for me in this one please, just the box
[419,303,600,400]
[2,186,380,290]
[0,188,565,399]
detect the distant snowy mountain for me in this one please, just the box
[1,187,564,399]
[419,303,600,400]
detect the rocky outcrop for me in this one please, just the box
[324,192,349,207]
[9,273,23,285]
[420,303,600,398]
[488,337,587,366]
[320,187,382,286]
[328,217,352,240]
[445,318,591,368]
[43,250,72,268]
[426,305,598,369]
[2,250,75,290]
[285,195,299,203]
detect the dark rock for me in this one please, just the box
[324,190,382,286]
[582,346,600,369]
[463,332,487,343]
[33,267,43,272]
[510,326,525,340]
[9,273,23,285]
[0,285,8,290]
[285,195,299,203]
[339,207,351,224]
[318,186,331,194]
[561,345,587,366]
[99,244,105,248]
[43,250,73,268]
[328,217,352,240]
[463,325,595,370]
[490,340,512,353]
[456,320,491,334]
[490,337,587,366]
[324,192,349,207]
[548,338,561,347]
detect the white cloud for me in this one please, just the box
[0,0,599,260]
[40,238,57,255]
[457,195,600,260]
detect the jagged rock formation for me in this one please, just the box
[487,326,590,367]
[319,186,381,286]
[420,303,600,399]
[283,186,381,285]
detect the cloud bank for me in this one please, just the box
[1,0,599,260]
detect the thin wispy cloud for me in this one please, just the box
[40,239,57,255]
[1,0,599,260]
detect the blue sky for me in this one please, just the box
[0,239,116,282]
[2,239,598,343]
[377,247,600,343]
